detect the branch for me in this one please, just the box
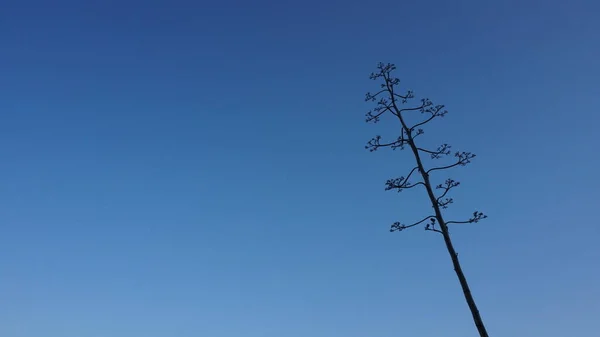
[367,65,413,104]
[412,127,425,140]
[437,198,454,209]
[410,104,447,131]
[427,151,476,174]
[387,99,434,117]
[424,218,443,234]
[365,98,394,123]
[365,90,386,102]
[399,104,427,114]
[385,179,424,192]
[426,227,443,234]
[403,166,420,184]
[390,215,435,232]
[410,113,437,130]
[379,64,420,119]
[365,134,409,152]
[434,178,460,209]
[369,62,396,80]
[418,143,452,159]
[384,166,424,192]
[436,178,460,201]
[446,211,488,225]
[393,90,414,103]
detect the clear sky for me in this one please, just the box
[1,0,599,336]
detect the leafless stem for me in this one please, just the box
[384,166,424,192]
[365,102,394,123]
[423,217,443,234]
[418,143,452,159]
[390,215,435,232]
[426,227,443,234]
[434,179,460,209]
[436,179,460,201]
[427,152,476,174]
[399,104,427,113]
[393,91,414,102]
[365,133,409,152]
[385,179,425,192]
[410,104,447,130]
[447,211,488,225]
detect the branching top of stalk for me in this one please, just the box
[364,62,487,234]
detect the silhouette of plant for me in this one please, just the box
[365,62,490,337]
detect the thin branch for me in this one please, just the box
[447,211,488,225]
[424,218,443,234]
[390,215,435,232]
[418,143,452,159]
[427,152,476,174]
[405,182,425,189]
[381,66,409,124]
[425,227,443,234]
[369,63,396,80]
[384,166,424,192]
[384,75,400,87]
[428,161,462,173]
[411,113,438,130]
[417,148,438,155]
[410,104,447,130]
[365,90,387,101]
[403,166,420,185]
[412,128,425,140]
[437,198,454,209]
[385,178,425,192]
[365,99,394,123]
[436,178,460,202]
[365,134,408,152]
[393,90,414,103]
[365,110,385,123]
[436,178,459,209]
[399,104,426,113]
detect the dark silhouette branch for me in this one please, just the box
[447,211,488,225]
[410,104,448,131]
[436,179,460,201]
[390,215,435,232]
[437,198,454,209]
[385,178,425,192]
[410,113,438,130]
[426,227,443,234]
[418,143,452,159]
[365,90,387,101]
[365,101,394,123]
[384,166,424,192]
[424,218,443,234]
[427,152,476,174]
[402,166,420,184]
[412,128,425,140]
[399,104,428,114]
[393,91,414,103]
[365,134,409,152]
[365,87,416,122]
[365,110,386,123]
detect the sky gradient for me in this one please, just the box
[1,0,599,336]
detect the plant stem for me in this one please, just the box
[404,125,489,337]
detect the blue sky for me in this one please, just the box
[1,0,599,336]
